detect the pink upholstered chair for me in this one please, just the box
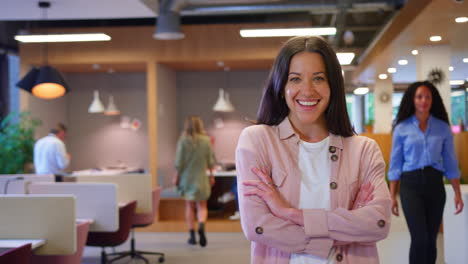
[125,187,165,263]
[99,187,165,263]
[30,221,91,264]
[86,200,137,264]
[0,243,32,264]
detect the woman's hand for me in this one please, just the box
[454,192,464,215]
[391,198,399,216]
[352,182,374,210]
[243,167,292,220]
[209,175,215,187]
[172,173,179,186]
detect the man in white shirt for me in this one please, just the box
[34,123,70,175]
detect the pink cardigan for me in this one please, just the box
[235,119,392,264]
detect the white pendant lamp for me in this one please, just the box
[213,88,235,112]
[104,95,121,116]
[88,90,104,113]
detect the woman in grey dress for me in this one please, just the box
[173,116,215,247]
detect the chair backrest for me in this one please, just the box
[30,221,91,264]
[0,243,32,264]
[86,200,137,248]
[133,187,161,227]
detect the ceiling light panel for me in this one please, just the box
[336,53,355,65]
[239,27,336,37]
[15,33,111,43]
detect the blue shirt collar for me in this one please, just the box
[410,114,433,126]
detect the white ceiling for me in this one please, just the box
[356,0,468,86]
[0,0,155,20]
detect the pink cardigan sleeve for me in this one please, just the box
[236,127,333,258]
[303,138,392,244]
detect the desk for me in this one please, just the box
[0,239,45,250]
[213,170,236,178]
[209,171,237,218]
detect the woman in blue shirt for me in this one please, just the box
[389,81,464,264]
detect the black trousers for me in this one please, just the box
[400,166,446,264]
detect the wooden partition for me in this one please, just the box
[454,132,468,182]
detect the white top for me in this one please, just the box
[290,137,332,264]
[34,134,69,174]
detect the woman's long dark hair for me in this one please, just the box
[394,81,449,128]
[256,36,354,137]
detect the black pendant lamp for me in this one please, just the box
[16,1,69,99]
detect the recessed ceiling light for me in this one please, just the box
[463,58,468,63]
[387,68,397,73]
[354,87,369,95]
[430,36,442,42]
[239,27,336,37]
[378,74,388,80]
[411,49,419,55]
[450,80,464,85]
[455,17,468,23]
[449,66,454,71]
[398,60,408,65]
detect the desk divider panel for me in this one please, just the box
[29,182,119,232]
[0,174,55,194]
[76,173,152,214]
[0,195,76,255]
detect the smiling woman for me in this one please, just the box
[236,36,392,264]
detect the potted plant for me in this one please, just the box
[0,111,42,174]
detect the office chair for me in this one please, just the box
[106,187,165,263]
[86,200,137,264]
[31,221,91,264]
[0,243,32,264]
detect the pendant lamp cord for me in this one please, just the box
[39,1,50,66]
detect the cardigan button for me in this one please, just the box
[336,253,343,262]
[377,220,386,228]
[329,146,336,153]
[330,182,338,190]
[331,154,338,161]
[255,226,263,235]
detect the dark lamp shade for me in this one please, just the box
[153,11,185,40]
[16,66,69,99]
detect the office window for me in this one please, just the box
[392,92,403,121]
[345,94,353,118]
[365,93,374,125]
[451,89,466,126]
